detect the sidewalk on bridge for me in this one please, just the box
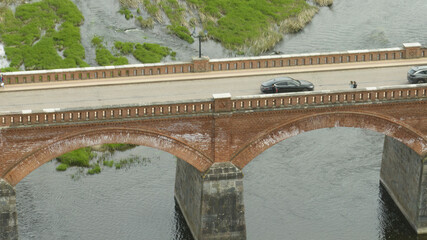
[2,58,427,92]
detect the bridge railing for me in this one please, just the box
[1,43,425,85]
[1,85,426,128]
[231,85,427,110]
[0,100,214,127]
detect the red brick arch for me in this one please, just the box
[3,127,213,186]
[231,111,427,169]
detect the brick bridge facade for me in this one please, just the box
[1,85,427,239]
[2,43,426,85]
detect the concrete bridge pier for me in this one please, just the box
[174,159,246,240]
[0,179,18,240]
[380,136,427,234]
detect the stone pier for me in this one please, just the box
[0,179,18,240]
[174,159,246,240]
[380,136,427,234]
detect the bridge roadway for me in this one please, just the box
[1,58,427,240]
[0,58,427,114]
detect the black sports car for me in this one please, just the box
[260,77,314,93]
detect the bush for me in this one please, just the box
[56,163,69,171]
[91,35,104,48]
[114,41,135,55]
[56,147,94,167]
[133,45,162,63]
[118,7,133,20]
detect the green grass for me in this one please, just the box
[103,160,114,167]
[0,0,88,70]
[135,0,321,54]
[167,25,194,43]
[56,163,69,171]
[87,164,101,175]
[118,7,133,20]
[136,16,154,29]
[56,147,94,168]
[159,0,193,43]
[53,144,153,177]
[102,143,137,152]
[143,0,161,21]
[91,36,129,66]
[114,41,135,55]
[114,41,173,63]
[93,37,174,66]
[194,0,315,53]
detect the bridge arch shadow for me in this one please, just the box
[241,126,420,239]
[232,111,427,169]
[3,127,213,186]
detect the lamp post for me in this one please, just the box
[192,29,208,58]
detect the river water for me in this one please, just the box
[11,0,427,239]
[16,128,420,240]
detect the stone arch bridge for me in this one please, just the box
[1,85,427,239]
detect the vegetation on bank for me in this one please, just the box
[92,36,176,65]
[0,0,333,71]
[186,0,319,54]
[0,0,177,71]
[54,143,146,177]
[118,0,332,55]
[0,0,89,70]
[91,35,129,66]
[313,0,333,7]
[55,147,94,171]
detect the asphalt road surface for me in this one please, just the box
[0,61,424,114]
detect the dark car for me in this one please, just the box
[407,66,427,84]
[260,77,314,93]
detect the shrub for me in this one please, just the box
[56,163,69,171]
[118,7,133,20]
[114,41,135,55]
[133,44,162,63]
[91,35,104,48]
[56,147,94,167]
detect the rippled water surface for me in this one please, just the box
[16,128,420,239]
[73,0,427,62]
[11,0,427,239]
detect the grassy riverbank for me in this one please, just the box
[0,0,177,71]
[0,0,332,71]
[120,0,331,55]
[0,0,88,71]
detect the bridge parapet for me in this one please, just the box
[1,85,426,128]
[2,43,426,85]
[0,100,213,128]
[231,84,427,111]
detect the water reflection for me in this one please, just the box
[377,183,422,240]
[15,128,427,239]
[173,199,194,240]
